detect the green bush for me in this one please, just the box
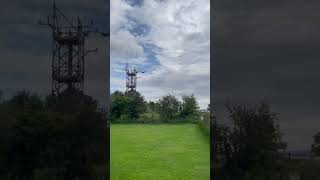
[198,112,210,136]
[110,91,202,124]
[0,90,108,180]
[137,113,161,123]
[159,95,181,122]
[110,91,147,123]
[119,114,132,122]
[216,103,287,179]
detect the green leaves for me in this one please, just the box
[159,95,180,122]
[111,91,202,123]
[217,103,287,178]
[0,90,107,179]
[111,91,147,122]
[312,132,320,156]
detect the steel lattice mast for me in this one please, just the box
[123,63,144,92]
[39,1,108,96]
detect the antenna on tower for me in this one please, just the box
[123,63,145,93]
[39,1,109,96]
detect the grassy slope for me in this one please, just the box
[110,124,210,180]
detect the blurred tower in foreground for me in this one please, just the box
[39,1,108,96]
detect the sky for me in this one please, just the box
[0,0,109,107]
[110,0,210,109]
[213,0,320,151]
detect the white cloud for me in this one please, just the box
[111,30,145,61]
[111,0,210,108]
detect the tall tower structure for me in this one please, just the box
[39,1,108,96]
[124,63,144,92]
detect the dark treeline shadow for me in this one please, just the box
[0,90,108,180]
[212,102,320,180]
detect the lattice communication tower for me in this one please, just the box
[39,1,108,96]
[123,63,145,92]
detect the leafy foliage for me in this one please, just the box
[111,91,203,124]
[147,101,160,113]
[0,90,107,180]
[110,91,147,122]
[311,131,320,156]
[158,95,181,122]
[198,111,210,136]
[216,103,287,179]
[180,95,199,120]
[110,91,130,121]
[124,91,147,120]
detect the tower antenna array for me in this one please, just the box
[39,0,108,96]
[123,63,145,92]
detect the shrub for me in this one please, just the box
[0,90,107,180]
[138,113,161,123]
[110,91,147,123]
[216,102,287,179]
[180,95,199,120]
[198,112,210,136]
[119,114,132,123]
[159,95,181,122]
[311,132,320,156]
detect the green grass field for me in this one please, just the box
[110,124,210,180]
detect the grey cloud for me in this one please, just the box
[213,0,320,150]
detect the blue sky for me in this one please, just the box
[111,0,210,108]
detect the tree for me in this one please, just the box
[110,91,130,121]
[220,103,287,177]
[1,90,107,180]
[159,95,180,122]
[110,91,147,122]
[0,97,16,178]
[312,132,320,156]
[45,90,98,114]
[0,90,2,102]
[147,101,160,113]
[180,94,199,121]
[44,91,107,179]
[7,110,56,180]
[8,90,44,110]
[125,91,147,120]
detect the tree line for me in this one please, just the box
[1,89,320,180]
[110,90,201,123]
[0,90,108,180]
[213,102,320,180]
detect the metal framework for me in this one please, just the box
[123,63,144,92]
[39,1,108,96]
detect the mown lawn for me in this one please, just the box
[110,123,210,180]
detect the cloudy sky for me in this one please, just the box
[213,0,320,151]
[2,0,319,151]
[0,0,109,106]
[110,0,210,109]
